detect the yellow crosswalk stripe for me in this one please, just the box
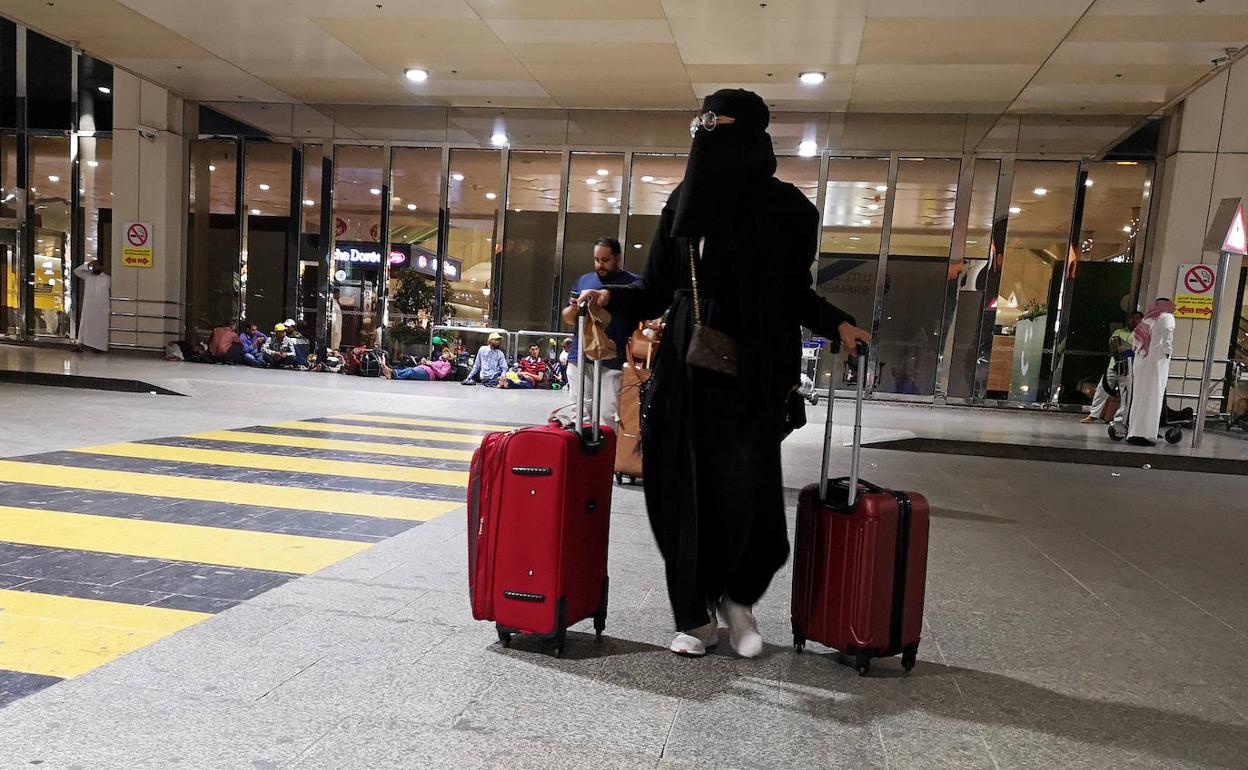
[0,506,369,574]
[74,443,469,488]
[330,414,513,433]
[0,460,459,521]
[0,589,209,679]
[271,420,486,445]
[186,430,475,462]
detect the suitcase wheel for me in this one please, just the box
[497,628,513,648]
[1164,427,1183,445]
[901,646,918,673]
[855,653,871,677]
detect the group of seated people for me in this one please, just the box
[457,332,571,390]
[190,319,310,369]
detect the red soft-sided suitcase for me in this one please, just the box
[791,343,930,676]
[468,308,616,656]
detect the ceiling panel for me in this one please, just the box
[288,0,477,18]
[671,18,864,66]
[110,58,297,102]
[1087,0,1248,14]
[484,19,673,44]
[1070,14,1248,42]
[662,0,868,18]
[867,0,1090,17]
[465,0,667,20]
[857,18,1074,65]
[540,80,698,110]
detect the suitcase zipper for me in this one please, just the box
[888,492,912,656]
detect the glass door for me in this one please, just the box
[1,133,19,337]
[29,135,72,339]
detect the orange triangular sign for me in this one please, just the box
[1223,203,1247,255]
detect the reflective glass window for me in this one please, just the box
[945,158,1000,399]
[296,144,324,331]
[80,136,112,270]
[625,154,685,267]
[986,161,1079,402]
[30,136,71,337]
[1059,161,1154,405]
[500,151,563,332]
[775,155,820,206]
[77,55,113,133]
[387,146,442,350]
[186,140,239,335]
[242,142,293,331]
[2,133,19,335]
[332,145,385,347]
[561,152,624,315]
[876,158,961,395]
[444,148,502,330]
[0,21,15,129]
[26,31,72,130]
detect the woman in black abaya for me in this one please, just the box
[579,89,869,657]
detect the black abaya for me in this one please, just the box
[608,178,852,631]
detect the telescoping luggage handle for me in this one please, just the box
[819,341,869,507]
[574,302,605,444]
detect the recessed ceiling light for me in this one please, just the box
[798,140,818,157]
[798,71,826,85]
[407,203,417,211]
[640,175,655,183]
[451,172,464,182]
[866,203,879,211]
[585,177,598,185]
[849,236,861,241]
[875,185,888,192]
[1033,187,1047,196]
[860,219,871,225]
[607,197,618,203]
[97,85,110,94]
[596,168,609,176]
[258,183,270,191]
[369,188,381,195]
[1008,206,1022,214]
[633,243,642,249]
[208,165,216,172]
[485,192,497,200]
[404,68,429,83]
[490,132,508,146]
[86,160,99,168]
[966,240,978,245]
[1122,225,1132,233]
[1085,179,1094,187]
[47,175,59,183]
[304,199,315,206]
[249,208,261,215]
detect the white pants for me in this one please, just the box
[567,363,621,424]
[1088,365,1118,420]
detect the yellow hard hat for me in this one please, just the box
[273,323,286,332]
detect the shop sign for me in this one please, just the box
[411,252,461,279]
[334,246,382,264]
[122,221,154,268]
[335,217,347,238]
[369,223,380,241]
[1175,263,1216,320]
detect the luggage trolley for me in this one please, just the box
[1107,349,1184,445]
[798,339,827,406]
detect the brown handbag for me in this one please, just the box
[684,240,738,377]
[629,325,659,369]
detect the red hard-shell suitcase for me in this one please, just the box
[468,308,616,656]
[791,343,930,676]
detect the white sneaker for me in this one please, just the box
[718,598,764,658]
[669,621,719,657]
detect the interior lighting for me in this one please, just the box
[596,168,609,176]
[849,236,861,241]
[47,176,59,183]
[97,86,110,94]
[407,203,417,211]
[1008,206,1022,214]
[1122,225,1133,233]
[585,178,598,185]
[485,192,497,200]
[404,68,429,83]
[1033,187,1047,196]
[607,197,618,204]
[451,172,464,182]
[208,165,216,172]
[490,132,508,146]
[369,188,381,195]
[798,140,818,157]
[1084,179,1094,187]
[875,185,888,192]
[860,219,871,225]
[798,71,826,85]
[640,175,655,183]
[258,183,270,191]
[866,203,879,211]
[86,160,99,168]
[304,199,315,206]
[633,243,642,249]
[249,208,261,215]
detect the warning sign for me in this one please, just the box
[1175,263,1216,319]
[122,221,154,269]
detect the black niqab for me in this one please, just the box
[670,89,778,238]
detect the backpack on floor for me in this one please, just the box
[358,350,384,378]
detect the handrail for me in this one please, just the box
[429,324,513,357]
[110,297,181,305]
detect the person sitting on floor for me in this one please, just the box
[207,323,244,364]
[461,332,508,387]
[499,344,549,390]
[262,323,301,369]
[382,349,454,381]
[238,321,267,367]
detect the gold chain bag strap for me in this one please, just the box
[684,239,738,377]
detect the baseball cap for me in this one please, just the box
[283,318,296,328]
[273,323,287,332]
[488,332,503,341]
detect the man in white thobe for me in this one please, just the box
[73,260,110,353]
[1127,298,1176,446]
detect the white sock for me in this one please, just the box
[718,598,764,659]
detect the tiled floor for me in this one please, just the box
[0,411,501,705]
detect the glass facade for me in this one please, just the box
[177,122,1160,409]
[0,25,113,344]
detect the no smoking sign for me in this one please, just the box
[122,221,154,269]
[1175,263,1216,319]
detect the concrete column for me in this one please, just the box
[108,69,186,351]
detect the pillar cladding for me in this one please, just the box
[108,69,186,352]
